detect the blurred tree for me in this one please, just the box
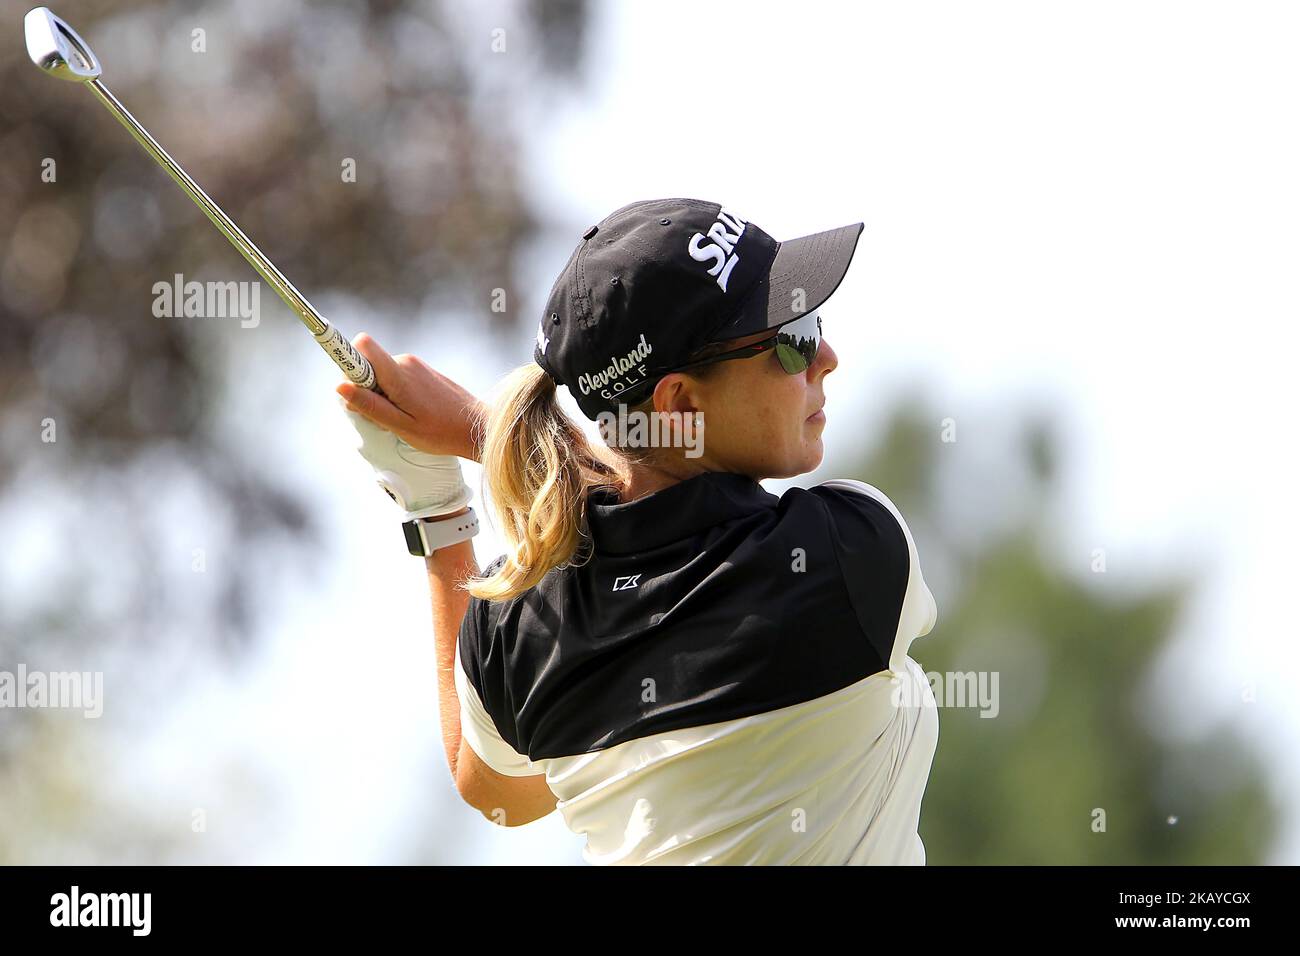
[0,0,591,653]
[838,397,1280,864]
[0,0,591,860]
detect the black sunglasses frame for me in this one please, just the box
[674,311,823,376]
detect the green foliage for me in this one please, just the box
[836,398,1279,863]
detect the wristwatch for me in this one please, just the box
[402,507,480,556]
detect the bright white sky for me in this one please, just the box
[112,0,1298,864]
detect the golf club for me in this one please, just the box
[23,6,378,391]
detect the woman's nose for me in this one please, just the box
[812,336,838,376]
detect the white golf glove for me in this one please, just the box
[340,401,473,520]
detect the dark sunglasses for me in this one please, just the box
[676,310,823,376]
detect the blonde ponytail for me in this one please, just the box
[465,363,620,602]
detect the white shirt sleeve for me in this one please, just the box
[815,478,938,673]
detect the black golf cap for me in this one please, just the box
[533,198,864,420]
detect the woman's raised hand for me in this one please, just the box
[336,333,486,463]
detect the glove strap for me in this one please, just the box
[403,507,480,557]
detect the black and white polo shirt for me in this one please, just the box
[454,471,939,865]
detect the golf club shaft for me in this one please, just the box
[85,77,376,390]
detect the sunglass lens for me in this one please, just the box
[774,312,821,373]
[775,342,807,374]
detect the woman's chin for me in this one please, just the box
[794,442,824,475]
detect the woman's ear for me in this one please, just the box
[654,370,710,417]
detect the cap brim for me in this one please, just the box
[711,221,864,339]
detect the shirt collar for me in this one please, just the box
[585,471,777,555]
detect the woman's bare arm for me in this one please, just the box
[426,528,557,825]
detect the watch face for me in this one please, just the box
[402,520,427,556]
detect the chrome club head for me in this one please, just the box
[24,6,101,82]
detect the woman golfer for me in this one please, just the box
[338,198,939,865]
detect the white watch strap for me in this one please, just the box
[403,507,480,556]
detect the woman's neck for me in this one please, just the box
[594,445,710,503]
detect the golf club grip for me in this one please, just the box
[315,324,380,393]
